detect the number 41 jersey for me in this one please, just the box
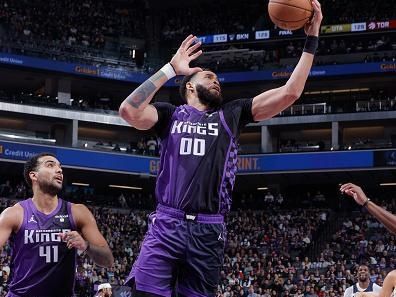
[8,198,77,297]
[153,98,253,215]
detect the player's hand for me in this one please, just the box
[340,183,368,206]
[170,34,203,76]
[60,231,89,251]
[304,0,323,36]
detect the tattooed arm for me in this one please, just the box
[119,71,167,130]
[119,34,203,130]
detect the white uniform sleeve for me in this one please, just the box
[344,286,353,297]
[373,283,382,292]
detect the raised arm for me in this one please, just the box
[119,34,203,130]
[252,0,323,121]
[340,183,396,234]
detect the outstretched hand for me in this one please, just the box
[340,183,369,206]
[304,0,323,36]
[170,35,203,76]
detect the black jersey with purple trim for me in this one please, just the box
[153,98,253,214]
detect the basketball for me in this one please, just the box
[268,0,313,30]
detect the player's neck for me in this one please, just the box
[358,280,370,289]
[32,192,59,214]
[187,97,210,111]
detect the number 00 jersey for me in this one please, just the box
[153,98,253,215]
[8,198,77,297]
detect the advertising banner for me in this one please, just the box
[321,24,352,34]
[0,141,377,175]
[1,53,395,85]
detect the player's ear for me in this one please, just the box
[29,171,38,183]
[186,81,194,93]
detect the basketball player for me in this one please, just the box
[0,153,114,297]
[119,1,323,296]
[341,183,396,297]
[95,283,112,297]
[353,271,396,297]
[343,265,381,297]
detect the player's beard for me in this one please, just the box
[359,275,368,282]
[196,84,223,109]
[38,178,62,196]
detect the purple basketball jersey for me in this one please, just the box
[7,198,77,297]
[153,99,253,214]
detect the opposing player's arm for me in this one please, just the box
[364,201,396,234]
[119,34,202,130]
[0,204,23,249]
[378,270,396,297]
[72,204,114,268]
[251,0,322,121]
[341,183,396,234]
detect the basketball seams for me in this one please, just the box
[305,0,314,19]
[268,0,313,30]
[269,0,313,13]
[269,13,310,23]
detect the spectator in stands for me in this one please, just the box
[0,179,395,297]
[95,283,112,297]
[0,181,12,197]
[0,0,145,60]
[1,0,395,74]
[118,193,128,208]
[13,181,26,199]
[146,137,157,156]
[126,141,136,154]
[112,144,121,152]
[264,191,275,204]
[247,285,258,297]
[136,138,146,155]
[276,193,284,206]
[343,265,381,297]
